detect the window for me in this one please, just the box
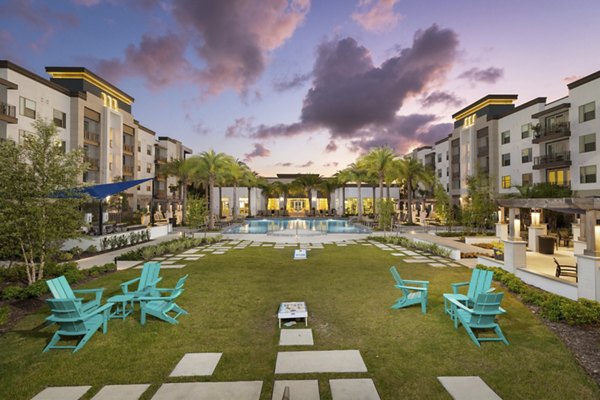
[109,162,112,171]
[580,165,597,184]
[579,133,596,153]
[137,141,141,152]
[501,153,511,167]
[53,109,66,128]
[109,128,114,148]
[147,145,152,156]
[137,185,141,191]
[146,185,151,192]
[137,162,141,172]
[19,97,36,119]
[521,148,532,163]
[60,141,66,154]
[437,169,442,178]
[579,102,596,122]
[522,173,532,186]
[501,130,510,144]
[446,167,449,176]
[146,163,152,173]
[502,175,511,189]
[446,151,449,160]
[521,123,531,139]
[437,154,442,163]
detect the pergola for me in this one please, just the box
[495,197,600,301]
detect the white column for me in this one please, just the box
[576,254,600,301]
[502,239,527,274]
[496,223,508,240]
[528,224,547,252]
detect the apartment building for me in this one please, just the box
[0,60,192,211]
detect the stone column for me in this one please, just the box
[508,208,521,240]
[528,224,547,252]
[576,210,600,300]
[502,239,527,274]
[496,223,508,240]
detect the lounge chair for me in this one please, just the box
[46,275,104,313]
[139,275,189,325]
[389,266,429,314]
[443,268,494,319]
[553,258,577,282]
[120,262,162,300]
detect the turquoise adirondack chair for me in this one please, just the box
[446,292,509,346]
[389,266,429,314]
[46,275,104,313]
[120,262,162,299]
[44,298,112,353]
[139,275,189,325]
[444,268,494,318]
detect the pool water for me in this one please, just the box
[223,218,371,234]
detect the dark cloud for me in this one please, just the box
[298,161,314,168]
[248,25,458,154]
[273,72,312,92]
[325,140,338,152]
[421,90,463,108]
[96,33,191,90]
[323,162,339,167]
[244,143,271,161]
[276,162,293,167]
[225,117,255,138]
[458,66,503,83]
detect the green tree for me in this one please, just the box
[377,199,395,235]
[318,177,339,214]
[0,120,87,284]
[292,174,322,211]
[463,172,496,232]
[344,162,370,220]
[397,156,432,224]
[362,146,396,214]
[190,150,228,230]
[433,181,454,229]
[164,157,196,225]
[186,195,208,231]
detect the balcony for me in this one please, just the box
[84,156,100,171]
[155,190,167,199]
[123,165,134,176]
[0,101,17,123]
[532,122,570,144]
[533,151,571,170]
[123,144,134,154]
[84,130,100,145]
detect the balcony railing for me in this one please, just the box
[0,101,17,123]
[123,165,134,175]
[123,144,134,154]
[533,151,571,169]
[532,122,570,143]
[84,130,100,144]
[84,156,100,170]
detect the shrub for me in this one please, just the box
[1,286,25,300]
[369,236,451,258]
[85,245,98,254]
[0,264,28,283]
[23,280,48,298]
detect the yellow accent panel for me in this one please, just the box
[47,71,133,105]
[454,98,515,121]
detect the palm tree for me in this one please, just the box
[318,177,339,215]
[164,158,196,225]
[292,174,322,213]
[241,169,259,217]
[256,178,277,215]
[362,146,396,214]
[334,169,352,216]
[397,156,432,224]
[273,181,291,214]
[192,149,228,230]
[345,162,370,220]
[223,157,251,220]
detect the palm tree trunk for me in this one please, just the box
[233,184,238,219]
[247,187,252,217]
[357,182,363,220]
[181,179,187,226]
[342,184,346,216]
[218,186,223,218]
[208,178,215,230]
[407,181,413,224]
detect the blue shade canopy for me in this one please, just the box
[55,177,153,199]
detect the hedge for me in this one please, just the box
[117,235,222,261]
[369,236,452,258]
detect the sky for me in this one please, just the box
[2,0,600,177]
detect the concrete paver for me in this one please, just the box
[31,386,91,400]
[275,350,367,374]
[272,380,319,400]
[90,384,150,400]
[169,353,222,377]
[151,381,262,400]
[330,379,380,400]
[437,376,502,400]
[279,329,314,346]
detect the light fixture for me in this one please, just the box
[531,209,541,226]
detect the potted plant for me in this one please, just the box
[491,241,504,261]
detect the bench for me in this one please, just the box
[553,257,577,282]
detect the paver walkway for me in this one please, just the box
[275,350,368,374]
[31,386,91,400]
[169,353,222,377]
[90,384,150,400]
[151,381,263,400]
[438,376,502,400]
[330,379,380,400]
[272,380,319,400]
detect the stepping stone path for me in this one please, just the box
[275,350,368,374]
[91,384,150,400]
[272,380,319,400]
[330,379,380,400]
[279,329,314,346]
[437,376,502,400]
[152,381,263,400]
[31,386,91,400]
[169,353,222,377]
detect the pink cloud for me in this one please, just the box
[458,66,504,83]
[244,143,271,161]
[325,140,338,152]
[352,0,402,33]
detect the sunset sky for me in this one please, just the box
[2,0,599,176]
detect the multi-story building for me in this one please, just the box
[0,60,192,212]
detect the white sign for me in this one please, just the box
[294,249,307,260]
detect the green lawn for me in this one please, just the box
[1,242,598,399]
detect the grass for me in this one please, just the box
[0,242,598,399]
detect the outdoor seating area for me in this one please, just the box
[43,263,189,352]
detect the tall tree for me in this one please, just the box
[318,177,339,214]
[396,156,432,224]
[164,157,195,225]
[362,146,396,214]
[273,181,291,213]
[334,169,351,216]
[292,174,322,211]
[223,156,250,220]
[191,150,228,230]
[346,162,370,220]
[0,120,87,284]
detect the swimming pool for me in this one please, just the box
[222,218,371,234]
